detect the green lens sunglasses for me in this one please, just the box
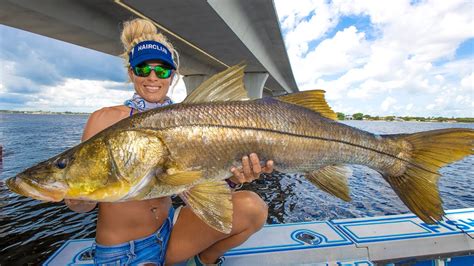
[133,64,173,79]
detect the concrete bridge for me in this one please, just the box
[0,0,298,98]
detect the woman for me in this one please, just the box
[66,18,272,265]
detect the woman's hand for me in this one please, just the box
[229,153,274,185]
[64,199,97,213]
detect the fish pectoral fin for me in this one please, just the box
[274,90,337,120]
[182,63,249,103]
[306,165,352,202]
[158,169,202,186]
[179,180,233,234]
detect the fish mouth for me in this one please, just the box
[6,176,67,202]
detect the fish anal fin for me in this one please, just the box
[275,90,337,120]
[183,63,249,103]
[306,165,352,202]
[179,180,233,234]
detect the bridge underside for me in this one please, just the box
[0,0,298,97]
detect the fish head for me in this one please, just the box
[7,136,113,202]
[6,148,77,202]
[7,130,169,202]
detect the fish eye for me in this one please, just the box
[56,158,68,169]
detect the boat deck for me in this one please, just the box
[44,208,474,265]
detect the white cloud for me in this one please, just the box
[274,0,474,117]
[347,79,405,100]
[461,73,473,89]
[275,0,329,31]
[284,2,338,57]
[296,26,369,84]
[0,51,188,111]
[1,1,472,118]
[21,79,131,112]
[22,77,190,112]
[168,77,187,103]
[381,96,397,112]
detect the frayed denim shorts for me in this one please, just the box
[93,207,175,266]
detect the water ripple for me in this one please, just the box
[0,114,473,263]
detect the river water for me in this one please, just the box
[0,114,473,264]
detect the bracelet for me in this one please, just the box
[226,179,243,190]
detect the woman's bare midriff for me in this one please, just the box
[95,197,172,246]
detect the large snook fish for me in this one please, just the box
[6,65,474,233]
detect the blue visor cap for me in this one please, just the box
[129,40,176,69]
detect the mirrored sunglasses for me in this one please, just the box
[133,64,173,79]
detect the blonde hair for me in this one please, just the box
[120,18,180,89]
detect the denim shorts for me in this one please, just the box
[93,207,175,266]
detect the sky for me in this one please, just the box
[0,0,473,117]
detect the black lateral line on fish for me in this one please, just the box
[137,124,439,175]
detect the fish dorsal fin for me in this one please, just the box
[183,64,249,103]
[305,165,352,201]
[179,180,233,234]
[275,90,337,120]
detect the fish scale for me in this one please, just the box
[119,98,403,177]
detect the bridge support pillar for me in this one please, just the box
[244,72,269,99]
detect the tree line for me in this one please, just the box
[336,112,474,123]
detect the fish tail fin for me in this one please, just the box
[384,128,473,223]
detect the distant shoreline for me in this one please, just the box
[1,110,473,123]
[341,119,474,124]
[0,110,90,115]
